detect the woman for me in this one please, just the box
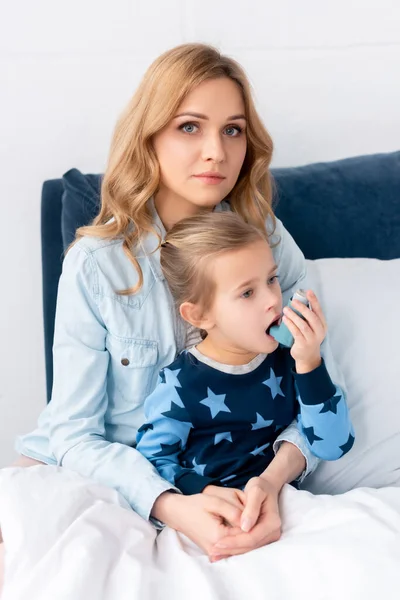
[1,44,334,582]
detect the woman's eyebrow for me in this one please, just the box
[174,112,246,121]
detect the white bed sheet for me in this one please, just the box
[1,466,399,600]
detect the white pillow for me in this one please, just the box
[302,258,400,494]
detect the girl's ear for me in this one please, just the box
[179,302,215,331]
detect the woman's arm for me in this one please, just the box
[270,216,307,306]
[48,243,176,522]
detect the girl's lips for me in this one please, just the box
[266,316,282,334]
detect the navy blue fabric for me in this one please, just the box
[61,168,103,248]
[41,151,400,401]
[41,179,64,403]
[272,151,400,260]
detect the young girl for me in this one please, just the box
[136,212,353,535]
[0,43,346,583]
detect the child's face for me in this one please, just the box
[204,239,282,355]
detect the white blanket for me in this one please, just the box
[1,466,400,600]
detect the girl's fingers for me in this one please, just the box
[306,291,328,330]
[237,489,247,506]
[240,487,263,532]
[290,300,321,333]
[282,310,309,341]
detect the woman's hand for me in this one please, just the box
[151,491,243,559]
[282,290,327,373]
[202,484,246,519]
[209,475,282,561]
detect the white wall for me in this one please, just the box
[1,0,399,466]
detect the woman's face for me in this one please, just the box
[153,77,247,228]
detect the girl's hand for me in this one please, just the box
[209,475,282,561]
[282,290,327,373]
[151,491,243,559]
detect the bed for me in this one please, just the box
[0,151,399,600]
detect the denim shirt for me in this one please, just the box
[16,200,326,522]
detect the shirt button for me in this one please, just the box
[121,358,130,366]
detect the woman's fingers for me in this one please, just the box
[210,490,282,556]
[202,486,246,511]
[205,495,242,529]
[211,514,281,554]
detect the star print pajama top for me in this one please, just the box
[136,347,354,494]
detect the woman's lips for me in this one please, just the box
[192,173,226,185]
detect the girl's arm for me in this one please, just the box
[136,372,215,494]
[294,362,355,460]
[270,217,320,478]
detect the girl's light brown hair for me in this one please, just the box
[160,211,267,313]
[76,43,275,294]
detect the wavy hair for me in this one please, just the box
[76,43,275,294]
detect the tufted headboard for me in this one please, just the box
[41,151,400,401]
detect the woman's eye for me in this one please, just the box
[180,122,198,134]
[224,125,242,137]
[268,275,279,285]
[242,289,253,299]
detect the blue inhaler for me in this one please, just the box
[269,289,310,348]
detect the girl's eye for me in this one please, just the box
[224,125,242,137]
[268,275,279,285]
[179,122,198,134]
[242,289,253,299]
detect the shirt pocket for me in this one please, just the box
[106,334,159,408]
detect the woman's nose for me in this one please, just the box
[201,132,226,163]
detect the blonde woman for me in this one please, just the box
[1,44,344,580]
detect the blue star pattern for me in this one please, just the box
[220,474,237,483]
[136,350,354,494]
[137,422,153,434]
[144,384,184,418]
[250,442,271,456]
[200,388,231,419]
[319,393,341,414]
[192,457,207,476]
[339,433,355,456]
[163,368,182,390]
[214,431,233,445]
[263,368,285,399]
[303,426,324,445]
[251,413,274,430]
[154,441,182,457]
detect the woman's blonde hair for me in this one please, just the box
[77,43,275,294]
[161,212,266,313]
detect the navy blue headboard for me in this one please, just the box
[41,151,400,401]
